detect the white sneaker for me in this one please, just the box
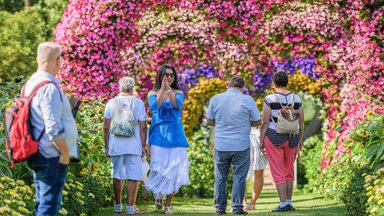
[133,205,141,214]
[114,204,122,213]
[127,205,136,215]
[164,206,173,215]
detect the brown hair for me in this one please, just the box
[272,71,289,88]
[153,64,181,90]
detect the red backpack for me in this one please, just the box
[4,80,55,168]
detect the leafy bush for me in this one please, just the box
[181,121,215,197]
[0,176,35,216]
[0,0,25,13]
[347,113,384,215]
[0,0,68,83]
[0,80,32,181]
[318,160,368,215]
[61,170,112,216]
[364,167,384,216]
[298,135,323,190]
[75,100,109,173]
[348,113,384,168]
[0,8,47,83]
[183,78,226,136]
[315,113,384,215]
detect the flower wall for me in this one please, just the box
[55,0,384,169]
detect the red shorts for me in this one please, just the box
[264,136,298,185]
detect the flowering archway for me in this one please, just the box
[55,0,383,170]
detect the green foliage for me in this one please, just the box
[61,171,112,216]
[181,120,215,197]
[345,113,384,215]
[0,81,115,214]
[0,80,32,181]
[33,0,69,38]
[317,160,368,215]
[364,167,384,216]
[348,113,384,168]
[75,100,109,171]
[313,114,384,215]
[58,100,114,214]
[0,8,47,82]
[298,135,323,190]
[0,176,35,215]
[0,0,68,83]
[0,0,25,13]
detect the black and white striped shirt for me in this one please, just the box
[264,92,302,148]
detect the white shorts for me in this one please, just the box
[111,154,142,180]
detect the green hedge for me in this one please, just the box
[0,0,67,83]
[298,135,323,189]
[303,114,384,215]
[0,176,34,215]
[0,80,32,181]
[318,159,369,215]
[181,122,215,197]
[0,81,113,215]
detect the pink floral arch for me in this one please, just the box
[55,0,384,167]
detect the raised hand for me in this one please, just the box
[161,76,169,90]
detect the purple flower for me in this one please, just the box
[272,56,319,79]
[178,62,220,94]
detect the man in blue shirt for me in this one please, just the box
[206,75,261,215]
[25,42,78,215]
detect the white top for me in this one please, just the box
[104,96,147,156]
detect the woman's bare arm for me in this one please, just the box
[260,103,271,153]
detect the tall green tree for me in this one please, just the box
[0,0,68,83]
[0,0,40,13]
[0,0,24,12]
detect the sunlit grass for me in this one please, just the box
[96,189,346,215]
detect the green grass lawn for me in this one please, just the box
[96,189,346,215]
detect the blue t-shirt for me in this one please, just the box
[148,92,189,148]
[206,89,261,151]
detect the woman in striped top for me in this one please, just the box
[260,71,304,212]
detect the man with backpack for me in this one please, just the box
[22,42,78,215]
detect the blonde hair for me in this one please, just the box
[37,42,61,64]
[119,77,135,93]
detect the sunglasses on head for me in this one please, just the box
[163,72,174,78]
